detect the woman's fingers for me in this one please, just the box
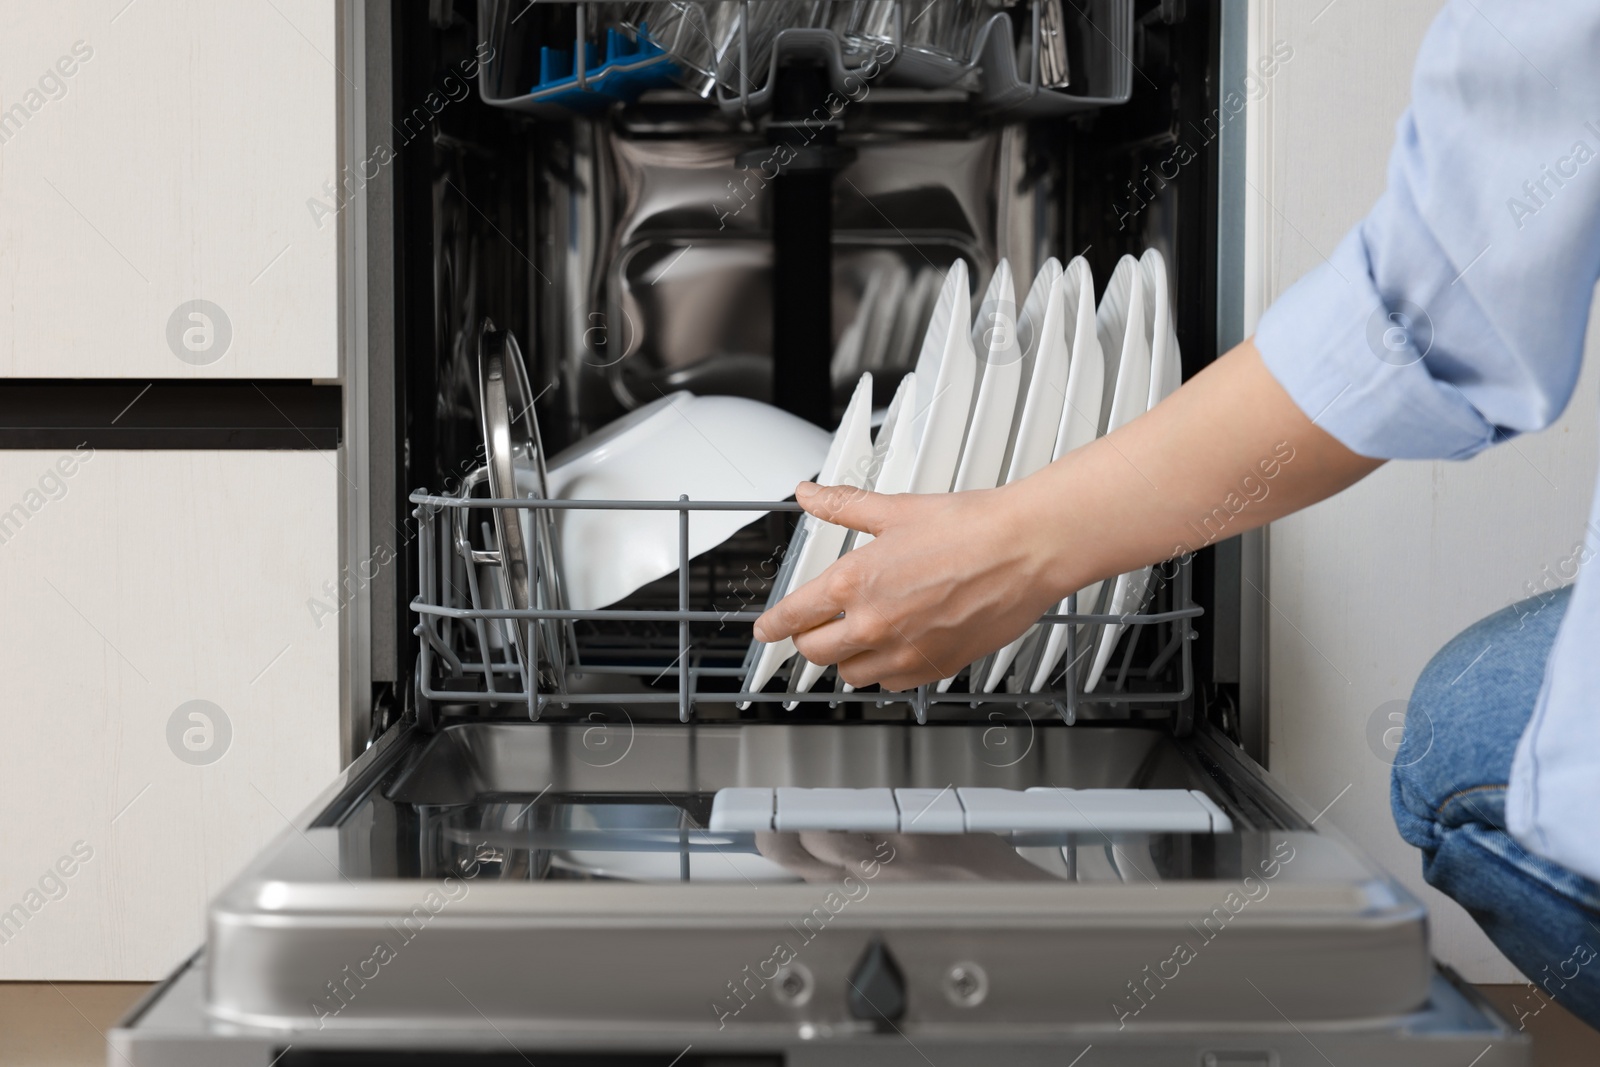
[752,563,849,643]
[790,615,870,667]
[836,652,932,692]
[778,567,947,682]
[794,481,899,534]
[753,832,847,883]
[755,486,930,644]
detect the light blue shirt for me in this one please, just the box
[1254,2,1600,883]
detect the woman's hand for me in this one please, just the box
[751,342,1385,693]
[755,830,1057,882]
[752,480,1064,690]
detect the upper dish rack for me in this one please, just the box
[476,0,1135,120]
[408,487,1202,728]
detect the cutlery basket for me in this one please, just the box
[475,0,1134,119]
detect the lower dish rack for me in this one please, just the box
[410,487,1202,726]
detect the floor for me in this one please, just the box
[2,982,1597,1065]
[0,983,149,1067]
[1477,985,1600,1066]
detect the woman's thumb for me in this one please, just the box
[795,481,896,535]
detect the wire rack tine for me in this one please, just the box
[574,2,588,92]
[1061,590,1079,724]
[678,495,691,723]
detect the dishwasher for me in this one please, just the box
[113,1,1529,1064]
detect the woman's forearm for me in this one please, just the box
[1007,338,1385,600]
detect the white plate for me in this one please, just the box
[978,265,1073,691]
[862,264,913,372]
[1085,248,1180,692]
[548,849,798,883]
[907,260,977,494]
[951,259,1021,494]
[828,268,882,385]
[999,258,1066,481]
[742,373,877,700]
[881,266,943,375]
[549,805,798,883]
[835,371,922,695]
[788,373,918,701]
[547,391,832,610]
[1143,247,1182,405]
[1098,255,1151,433]
[1025,256,1110,691]
[857,372,919,537]
[936,261,1024,691]
[830,261,910,385]
[1075,256,1150,692]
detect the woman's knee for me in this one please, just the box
[1392,586,1573,833]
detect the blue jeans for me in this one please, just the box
[1393,585,1600,1031]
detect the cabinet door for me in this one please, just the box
[0,451,340,979]
[0,1,337,378]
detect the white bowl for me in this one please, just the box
[546,391,832,611]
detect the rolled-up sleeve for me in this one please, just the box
[1254,0,1600,460]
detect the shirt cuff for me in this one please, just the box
[1253,227,1500,461]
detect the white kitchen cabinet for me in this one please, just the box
[1249,0,1600,982]
[0,0,350,981]
[0,451,340,979]
[0,0,337,379]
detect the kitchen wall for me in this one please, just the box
[1249,0,1600,982]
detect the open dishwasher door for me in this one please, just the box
[111,718,1529,1066]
